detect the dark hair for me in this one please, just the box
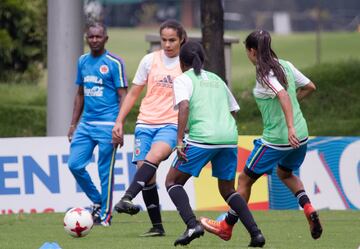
[159,19,187,47]
[179,41,205,75]
[245,30,287,89]
[86,22,107,35]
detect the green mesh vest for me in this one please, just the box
[255,60,308,144]
[185,70,238,144]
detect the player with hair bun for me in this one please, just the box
[165,41,265,247]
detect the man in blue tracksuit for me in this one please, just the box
[67,22,128,226]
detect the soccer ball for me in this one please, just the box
[63,207,93,237]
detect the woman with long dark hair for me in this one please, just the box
[201,30,322,242]
[112,19,187,237]
[165,41,265,247]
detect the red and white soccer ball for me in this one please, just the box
[63,207,93,237]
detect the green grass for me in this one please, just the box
[0,83,46,137]
[0,211,359,249]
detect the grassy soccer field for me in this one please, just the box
[0,210,359,249]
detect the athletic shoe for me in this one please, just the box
[304,204,323,239]
[100,220,111,227]
[91,203,101,220]
[93,216,111,227]
[248,232,266,247]
[199,217,233,241]
[174,222,204,246]
[114,198,140,215]
[140,227,165,237]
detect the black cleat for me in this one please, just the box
[140,227,165,237]
[114,198,140,215]
[248,232,266,247]
[308,211,323,239]
[174,223,204,246]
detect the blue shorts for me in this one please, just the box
[171,144,237,181]
[132,124,177,163]
[244,139,307,178]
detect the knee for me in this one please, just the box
[67,158,83,174]
[277,167,293,180]
[165,174,174,189]
[237,172,253,188]
[220,188,235,201]
[67,158,77,171]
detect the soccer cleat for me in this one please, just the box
[248,232,266,247]
[174,222,204,246]
[90,203,101,220]
[199,217,233,241]
[304,204,323,239]
[100,220,111,227]
[140,227,165,237]
[93,217,111,227]
[114,198,140,215]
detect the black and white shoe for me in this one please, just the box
[174,222,204,246]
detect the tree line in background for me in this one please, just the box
[0,0,46,83]
[0,0,228,85]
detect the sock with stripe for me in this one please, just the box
[167,184,197,228]
[226,192,261,237]
[143,183,164,230]
[123,160,158,200]
[295,190,311,208]
[225,209,239,226]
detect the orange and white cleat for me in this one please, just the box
[199,217,233,241]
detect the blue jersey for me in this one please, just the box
[76,50,128,122]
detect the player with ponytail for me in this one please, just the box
[201,30,322,243]
[165,41,265,247]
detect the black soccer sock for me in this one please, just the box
[167,184,197,228]
[226,192,260,237]
[295,190,311,208]
[123,160,158,200]
[142,183,163,230]
[225,209,239,226]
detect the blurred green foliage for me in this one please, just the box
[0,0,47,83]
[1,59,359,137]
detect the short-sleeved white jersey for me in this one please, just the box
[253,61,310,99]
[133,50,179,85]
[173,70,240,112]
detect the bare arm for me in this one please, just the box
[297,81,316,101]
[67,86,84,142]
[112,84,144,147]
[176,100,189,161]
[117,87,128,110]
[277,89,300,148]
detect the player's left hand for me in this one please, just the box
[112,122,124,147]
[67,125,76,142]
[176,143,188,162]
[288,127,300,148]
